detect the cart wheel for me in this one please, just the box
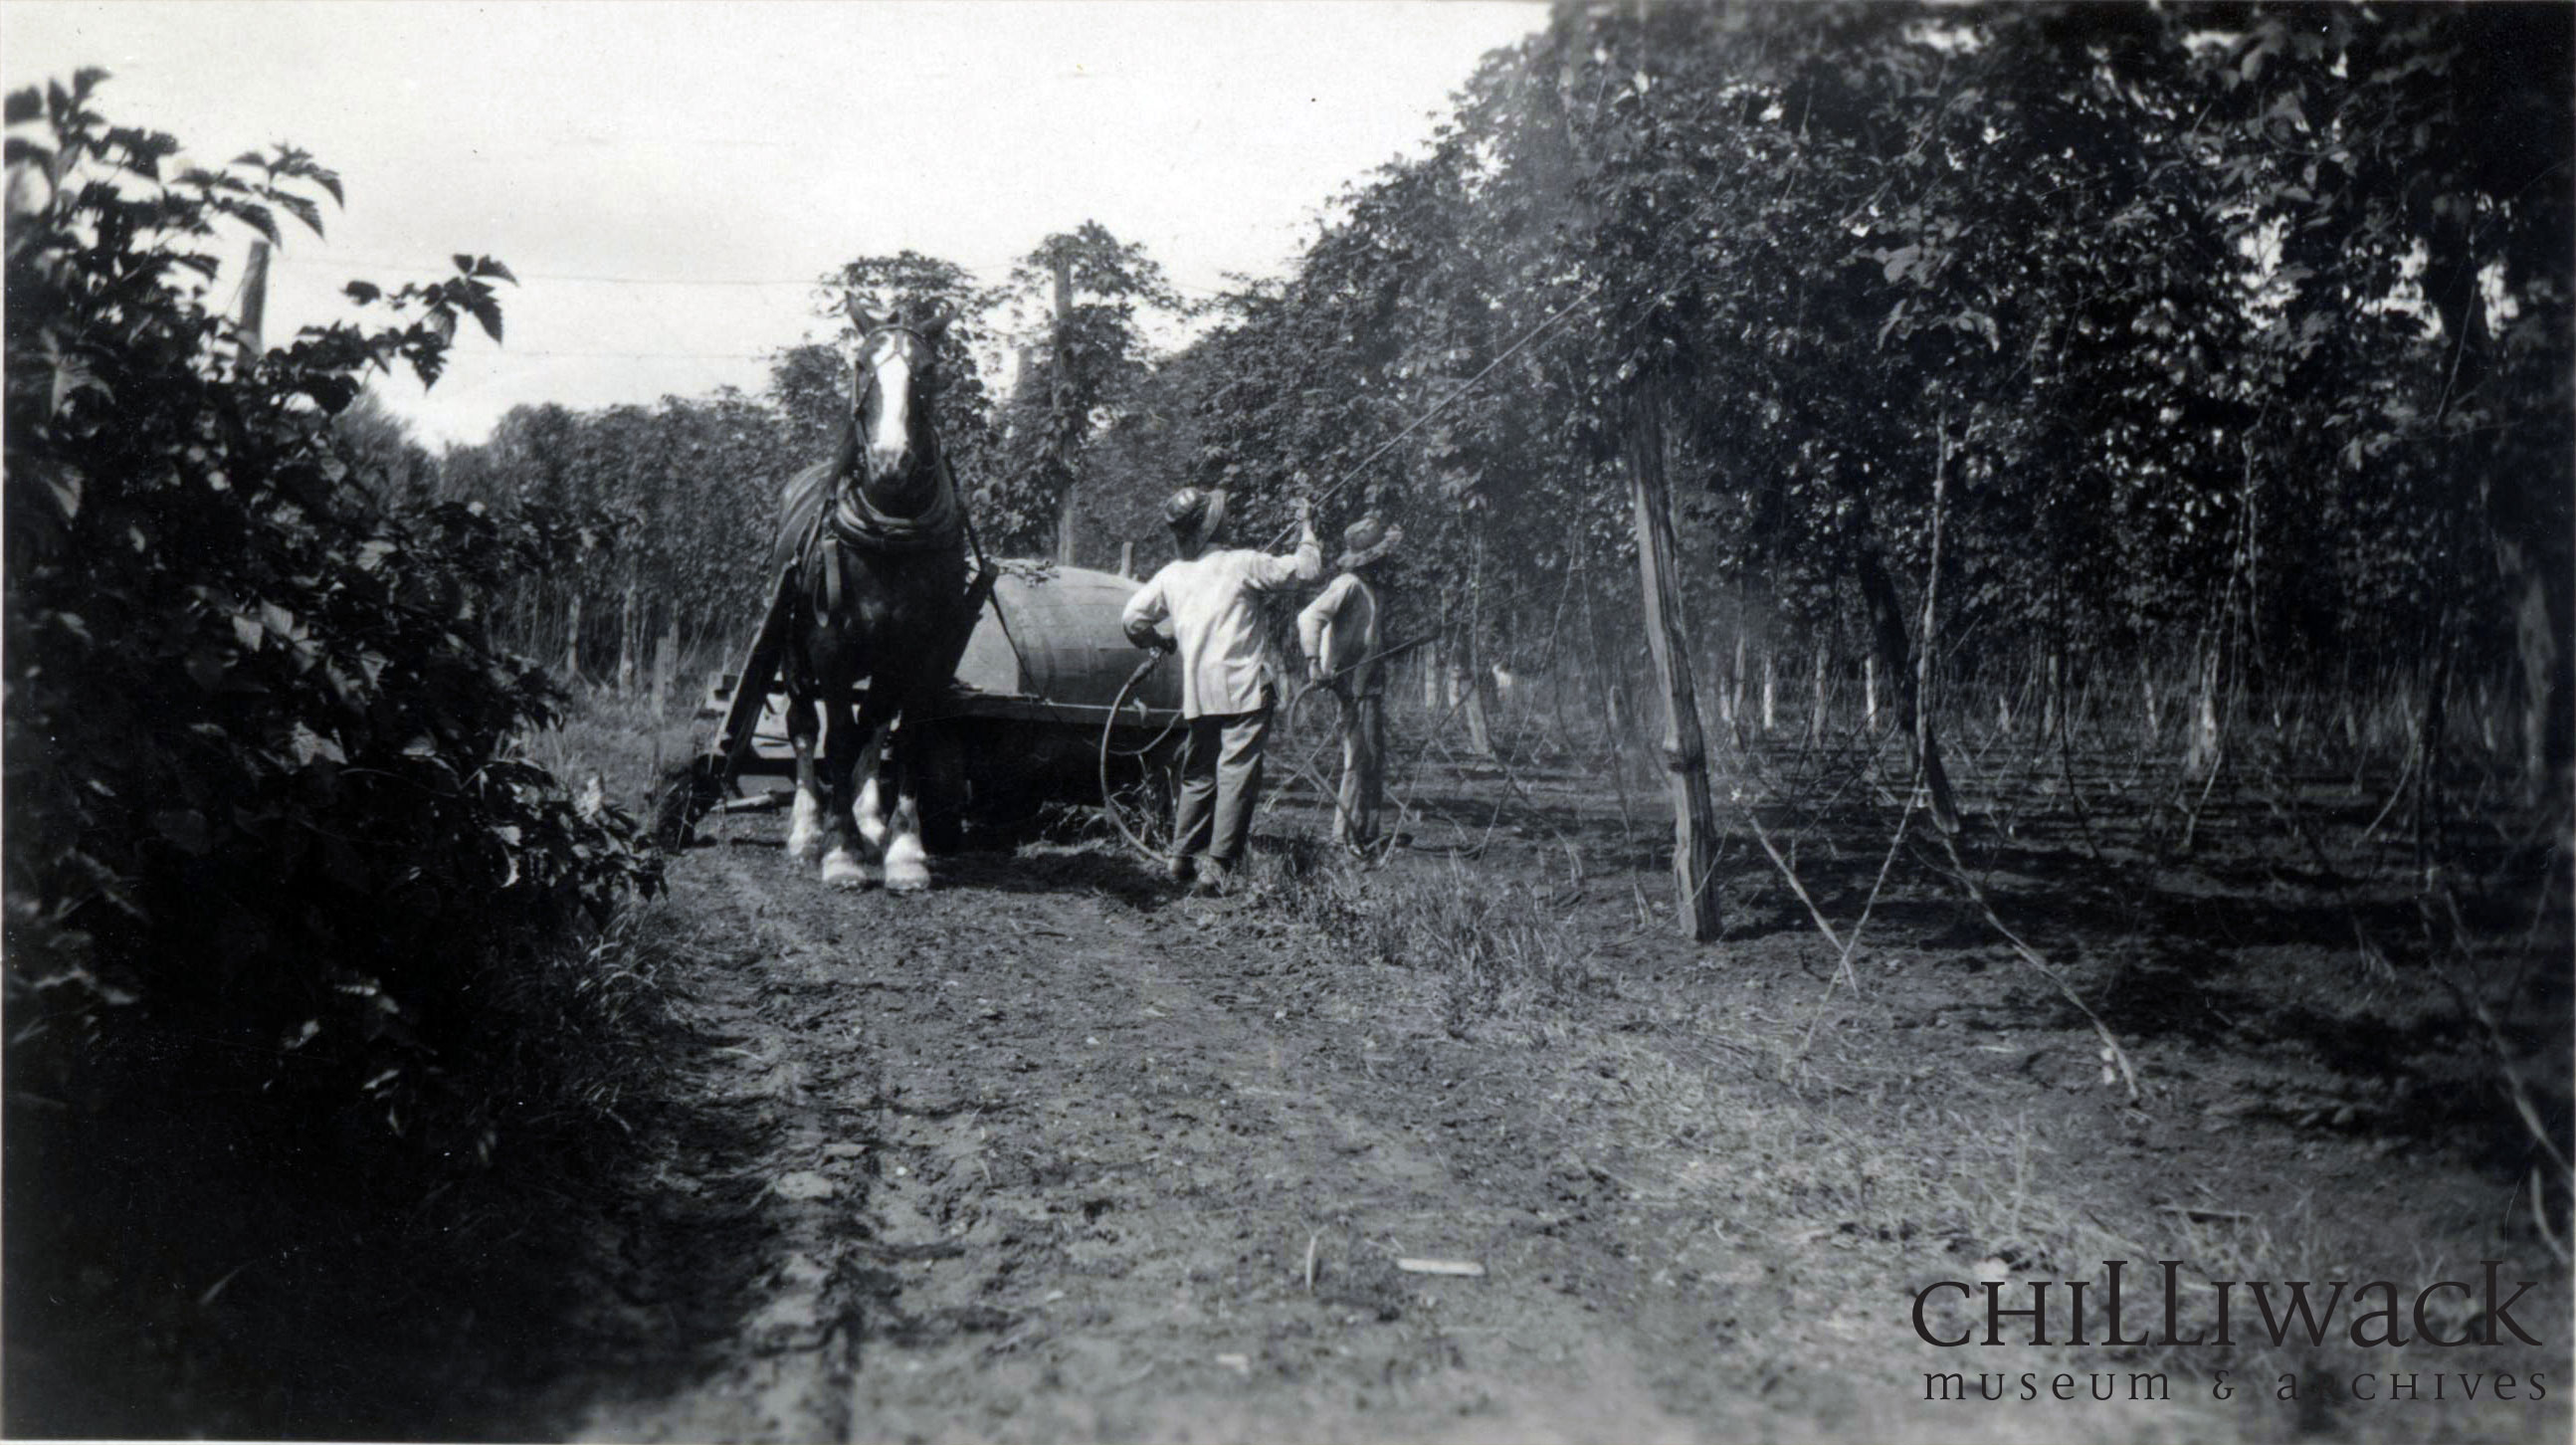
[1263,682,1345,834]
[1100,732,1180,862]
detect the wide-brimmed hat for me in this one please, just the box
[1336,516,1403,571]
[1162,486,1229,542]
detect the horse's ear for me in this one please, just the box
[918,299,955,340]
[844,294,882,334]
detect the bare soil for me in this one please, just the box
[478,727,2571,1444]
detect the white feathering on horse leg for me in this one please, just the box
[882,828,930,894]
[856,775,892,854]
[820,845,873,890]
[787,787,825,860]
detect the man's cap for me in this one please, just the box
[1337,516,1403,571]
[1163,487,1228,540]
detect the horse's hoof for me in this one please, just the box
[883,835,930,894]
[820,848,874,889]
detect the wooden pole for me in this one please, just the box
[236,240,270,374]
[651,609,679,720]
[1811,639,1829,746]
[1051,254,1078,565]
[1621,376,1721,941]
[1855,534,1960,834]
[617,572,639,695]
[1916,411,1948,778]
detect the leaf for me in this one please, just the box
[150,808,212,855]
[465,293,503,343]
[4,88,39,125]
[225,198,280,244]
[44,468,83,520]
[289,722,344,767]
[475,258,517,285]
[301,374,359,414]
[273,190,324,237]
[343,280,381,305]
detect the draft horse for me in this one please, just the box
[771,297,980,890]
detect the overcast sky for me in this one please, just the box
[5,1,1543,446]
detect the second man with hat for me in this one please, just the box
[1297,515,1402,853]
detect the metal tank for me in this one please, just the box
[942,563,1182,721]
[916,561,1181,843]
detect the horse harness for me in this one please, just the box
[806,323,985,610]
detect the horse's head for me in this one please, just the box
[842,295,953,499]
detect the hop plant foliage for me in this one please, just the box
[3,71,661,1145]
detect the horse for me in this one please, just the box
[770,297,977,890]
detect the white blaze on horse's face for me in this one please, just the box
[859,331,916,481]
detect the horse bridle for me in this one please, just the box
[847,325,939,488]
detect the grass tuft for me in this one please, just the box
[1249,845,1599,1034]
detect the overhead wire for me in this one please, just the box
[1261,279,1603,545]
[262,249,1245,299]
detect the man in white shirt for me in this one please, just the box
[1297,515,1401,853]
[1121,487,1322,892]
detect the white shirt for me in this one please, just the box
[1297,572,1383,693]
[1122,540,1322,718]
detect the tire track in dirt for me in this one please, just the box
[581,825,1791,1443]
[570,842,881,1444]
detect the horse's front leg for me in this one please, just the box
[785,692,827,862]
[819,695,883,890]
[879,710,933,894]
[854,731,891,857]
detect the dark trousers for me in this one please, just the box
[1173,706,1271,869]
[1333,688,1387,850]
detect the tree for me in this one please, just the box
[5,75,662,1421]
[992,221,1186,560]
[1088,0,2569,912]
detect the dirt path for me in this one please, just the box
[538,797,2566,1445]
[571,836,1754,1442]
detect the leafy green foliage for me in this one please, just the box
[1085,1,2570,768]
[436,252,1012,677]
[987,222,1190,555]
[3,70,660,1155]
